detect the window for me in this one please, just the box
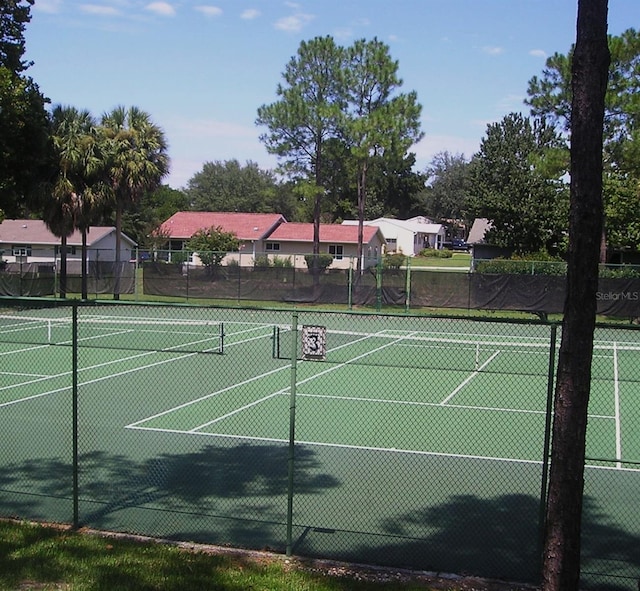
[266,242,280,251]
[54,245,77,255]
[12,245,32,257]
[328,244,343,259]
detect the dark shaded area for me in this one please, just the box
[142,264,640,317]
[0,261,135,297]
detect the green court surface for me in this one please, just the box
[1,304,639,589]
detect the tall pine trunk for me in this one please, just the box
[541,2,609,590]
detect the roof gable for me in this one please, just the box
[342,217,443,235]
[159,212,286,241]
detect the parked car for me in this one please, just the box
[443,238,469,251]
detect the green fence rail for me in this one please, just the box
[0,298,639,589]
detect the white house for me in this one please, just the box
[342,216,445,255]
[0,219,137,271]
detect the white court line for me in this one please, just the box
[0,370,51,378]
[0,343,50,356]
[0,349,194,408]
[129,329,416,432]
[613,342,622,469]
[128,424,640,473]
[278,392,614,420]
[440,350,501,405]
[184,331,419,433]
[126,364,291,428]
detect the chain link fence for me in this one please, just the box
[0,298,638,589]
[3,250,640,318]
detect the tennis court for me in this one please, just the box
[1,302,639,588]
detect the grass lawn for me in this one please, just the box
[408,253,472,269]
[0,520,532,591]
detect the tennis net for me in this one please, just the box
[275,325,640,381]
[274,326,553,375]
[0,313,225,354]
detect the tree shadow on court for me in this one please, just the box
[0,443,339,550]
[324,493,639,590]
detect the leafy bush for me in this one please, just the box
[599,265,640,279]
[186,226,240,270]
[476,252,567,275]
[272,255,293,268]
[170,251,188,265]
[383,252,407,268]
[254,255,271,268]
[418,248,452,258]
[304,253,333,272]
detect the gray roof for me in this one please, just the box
[0,219,136,247]
[467,218,492,244]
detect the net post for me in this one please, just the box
[286,312,299,557]
[404,257,411,312]
[219,322,224,354]
[272,325,279,359]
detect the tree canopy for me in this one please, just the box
[0,0,50,219]
[187,159,279,213]
[256,35,423,261]
[469,113,569,255]
[0,0,33,75]
[186,226,240,273]
[526,27,640,255]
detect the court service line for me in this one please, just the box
[613,342,622,469]
[439,350,501,406]
[189,391,287,432]
[126,423,640,473]
[0,343,50,357]
[0,348,160,395]
[125,364,292,428]
[186,331,420,433]
[0,349,194,408]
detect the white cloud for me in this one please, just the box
[334,27,353,40]
[145,2,176,17]
[32,0,63,13]
[275,12,314,32]
[413,134,483,168]
[482,46,504,56]
[80,4,122,17]
[195,5,223,18]
[529,49,547,58]
[241,9,261,20]
[497,93,525,111]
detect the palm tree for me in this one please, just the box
[46,106,105,298]
[100,106,169,299]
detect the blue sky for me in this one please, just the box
[24,0,639,190]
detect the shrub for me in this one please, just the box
[475,257,566,275]
[599,266,640,279]
[418,248,438,258]
[304,253,333,272]
[272,255,293,268]
[254,255,271,268]
[383,252,407,269]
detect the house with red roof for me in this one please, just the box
[157,211,286,264]
[156,212,386,269]
[265,222,386,269]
